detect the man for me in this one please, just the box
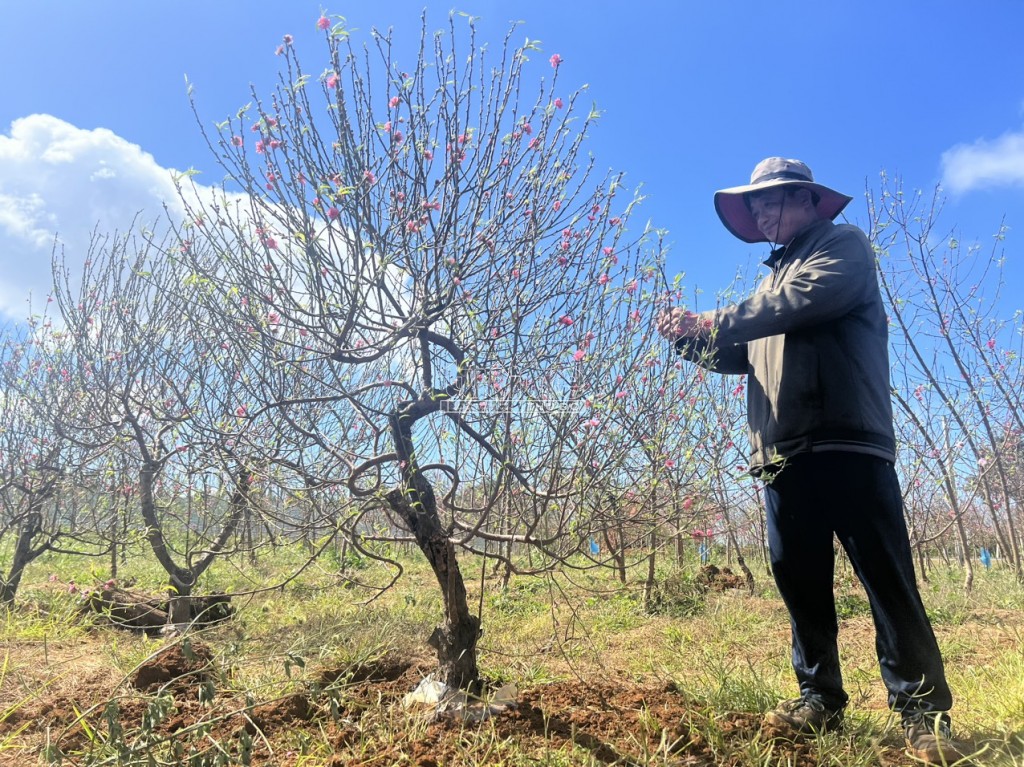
[656,158,965,764]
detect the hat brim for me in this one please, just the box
[714,179,853,243]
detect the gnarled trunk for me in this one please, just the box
[387,476,480,692]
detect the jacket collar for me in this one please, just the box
[763,218,834,268]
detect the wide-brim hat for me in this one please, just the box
[714,157,853,243]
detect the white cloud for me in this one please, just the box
[940,129,1024,195]
[0,114,196,318]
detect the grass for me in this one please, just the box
[1,544,1023,765]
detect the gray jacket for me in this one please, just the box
[679,219,896,474]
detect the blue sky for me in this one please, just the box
[2,0,1023,321]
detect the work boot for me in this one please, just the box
[903,711,968,765]
[764,696,844,734]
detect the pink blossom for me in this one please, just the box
[231,135,243,147]
[317,15,330,30]
[553,200,561,211]
[389,96,400,108]
[987,338,996,350]
[573,349,586,361]
[554,97,564,109]
[559,315,574,326]
[327,207,340,220]
[609,217,622,226]
[522,123,533,135]
[664,459,676,469]
[236,405,248,417]
[363,169,376,185]
[283,34,294,45]
[255,139,266,154]
[615,391,627,399]
[550,53,563,68]
[598,274,610,286]
[263,236,278,250]
[326,73,339,88]
[626,279,638,294]
[423,149,434,160]
[528,137,540,150]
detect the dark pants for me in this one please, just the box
[763,451,952,715]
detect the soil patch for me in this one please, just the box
[240,693,314,735]
[130,640,215,692]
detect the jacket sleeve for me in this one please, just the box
[712,227,876,345]
[675,335,749,375]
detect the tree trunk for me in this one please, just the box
[387,476,480,692]
[643,531,657,610]
[1,509,43,606]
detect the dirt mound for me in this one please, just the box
[316,654,418,689]
[86,587,233,633]
[241,693,314,735]
[697,563,749,591]
[131,640,215,692]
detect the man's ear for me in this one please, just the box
[792,187,814,209]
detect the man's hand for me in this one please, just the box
[655,308,712,341]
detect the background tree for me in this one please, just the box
[872,175,1024,586]
[0,318,103,605]
[52,228,262,623]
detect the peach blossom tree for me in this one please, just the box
[179,12,667,688]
